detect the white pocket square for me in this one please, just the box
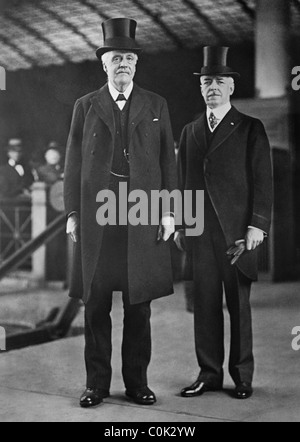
[153,118,159,122]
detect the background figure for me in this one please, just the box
[0,138,34,199]
[37,142,64,186]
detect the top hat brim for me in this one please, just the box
[6,146,23,152]
[96,46,142,59]
[194,67,240,79]
[96,38,142,59]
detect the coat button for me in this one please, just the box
[93,133,97,137]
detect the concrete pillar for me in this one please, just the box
[31,182,47,282]
[255,0,290,98]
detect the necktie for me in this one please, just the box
[209,112,218,131]
[116,94,126,102]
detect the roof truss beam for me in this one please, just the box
[4,10,70,63]
[182,0,229,44]
[131,0,185,49]
[35,2,98,52]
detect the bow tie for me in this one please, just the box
[116,94,127,102]
[209,112,218,130]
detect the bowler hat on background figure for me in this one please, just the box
[96,18,142,59]
[194,46,240,79]
[6,138,23,152]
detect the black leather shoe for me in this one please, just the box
[181,380,222,398]
[80,389,109,408]
[234,383,253,400]
[126,387,157,406]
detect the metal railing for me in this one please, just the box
[0,213,81,351]
[0,196,32,268]
[0,213,65,280]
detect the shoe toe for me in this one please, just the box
[80,389,103,408]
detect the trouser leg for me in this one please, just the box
[84,286,113,393]
[122,292,152,391]
[193,229,225,386]
[223,269,254,385]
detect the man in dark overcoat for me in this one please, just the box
[175,47,273,400]
[0,139,34,198]
[64,18,177,408]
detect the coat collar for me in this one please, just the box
[193,106,244,156]
[90,83,151,140]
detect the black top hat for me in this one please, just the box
[194,46,240,79]
[96,18,142,60]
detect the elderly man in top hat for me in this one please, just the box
[176,47,273,400]
[64,18,177,408]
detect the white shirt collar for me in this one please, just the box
[206,102,232,132]
[8,159,25,177]
[108,81,134,102]
[8,159,16,167]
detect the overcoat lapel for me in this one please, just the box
[192,114,208,154]
[192,107,244,156]
[207,107,243,156]
[90,84,115,137]
[128,85,151,140]
[90,84,151,142]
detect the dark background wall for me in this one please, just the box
[0,44,255,162]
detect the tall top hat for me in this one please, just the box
[96,18,142,60]
[194,46,240,79]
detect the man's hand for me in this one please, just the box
[157,215,175,242]
[67,213,79,243]
[245,227,264,251]
[227,240,246,265]
[174,230,186,252]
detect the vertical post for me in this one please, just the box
[255,0,290,99]
[255,0,295,280]
[31,182,47,282]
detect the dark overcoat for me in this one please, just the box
[179,106,273,281]
[0,164,24,198]
[64,84,177,304]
